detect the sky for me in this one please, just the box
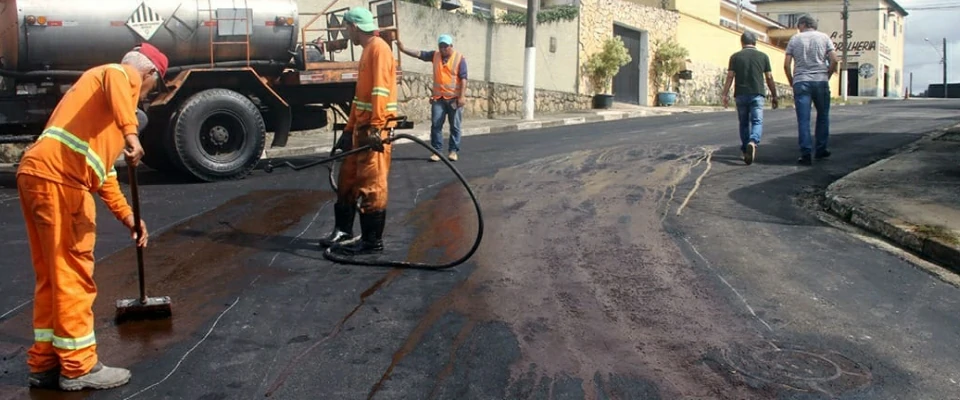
[743,0,958,95]
[895,0,959,94]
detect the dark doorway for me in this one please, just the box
[846,62,859,96]
[883,65,890,97]
[612,24,648,105]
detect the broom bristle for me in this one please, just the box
[115,296,173,322]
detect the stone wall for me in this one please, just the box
[674,61,795,106]
[0,143,26,164]
[397,72,592,123]
[578,0,680,105]
[676,60,726,105]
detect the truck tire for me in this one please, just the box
[171,89,266,182]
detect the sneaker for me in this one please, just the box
[448,152,458,162]
[815,150,831,160]
[429,154,440,162]
[744,142,756,165]
[59,362,131,391]
[797,154,812,165]
[28,366,60,390]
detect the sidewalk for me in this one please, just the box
[824,123,960,270]
[264,103,727,159]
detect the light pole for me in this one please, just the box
[925,37,947,98]
[840,0,849,100]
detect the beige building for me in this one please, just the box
[753,0,908,98]
[449,0,798,106]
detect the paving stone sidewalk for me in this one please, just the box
[824,123,960,270]
[263,104,727,159]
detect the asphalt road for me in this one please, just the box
[1,99,959,400]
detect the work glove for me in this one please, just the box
[360,127,384,152]
[335,130,353,152]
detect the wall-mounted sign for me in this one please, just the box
[829,30,890,58]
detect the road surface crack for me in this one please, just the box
[676,147,715,216]
[263,269,401,397]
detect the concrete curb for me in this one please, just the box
[263,107,718,160]
[822,124,960,271]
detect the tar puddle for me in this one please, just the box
[0,189,333,400]
[371,144,876,400]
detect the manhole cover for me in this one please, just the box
[716,342,872,396]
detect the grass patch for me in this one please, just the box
[914,224,960,246]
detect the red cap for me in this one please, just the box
[137,42,168,78]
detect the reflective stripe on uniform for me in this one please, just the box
[37,127,109,186]
[353,97,396,113]
[102,64,130,92]
[372,86,390,97]
[52,331,96,350]
[34,329,54,342]
[354,97,373,111]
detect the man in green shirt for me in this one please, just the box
[722,31,779,165]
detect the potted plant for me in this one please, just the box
[652,38,689,106]
[583,36,632,109]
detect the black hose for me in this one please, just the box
[262,132,484,271]
[327,105,351,191]
[163,60,288,76]
[0,69,83,79]
[322,133,483,270]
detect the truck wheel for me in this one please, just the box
[172,89,266,182]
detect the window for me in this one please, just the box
[719,17,769,42]
[883,13,888,31]
[472,1,492,17]
[893,20,897,37]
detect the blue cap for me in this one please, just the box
[438,34,453,46]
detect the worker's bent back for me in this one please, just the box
[18,63,143,192]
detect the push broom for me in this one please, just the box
[115,160,172,322]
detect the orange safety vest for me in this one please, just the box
[431,51,463,100]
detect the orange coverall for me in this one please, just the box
[16,63,142,378]
[339,36,399,213]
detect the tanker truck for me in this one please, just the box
[0,0,406,182]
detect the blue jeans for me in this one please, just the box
[735,94,764,152]
[793,81,831,157]
[431,98,463,153]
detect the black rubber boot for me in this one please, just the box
[331,210,385,255]
[318,203,357,248]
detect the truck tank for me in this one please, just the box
[0,0,299,76]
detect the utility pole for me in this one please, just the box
[943,37,948,98]
[910,72,913,96]
[840,0,849,100]
[736,0,742,31]
[522,0,539,120]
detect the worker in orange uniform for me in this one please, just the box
[396,34,467,162]
[317,7,398,255]
[16,43,168,392]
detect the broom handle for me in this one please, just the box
[128,163,147,304]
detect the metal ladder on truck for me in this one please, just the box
[200,0,252,68]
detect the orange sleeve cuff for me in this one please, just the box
[97,175,133,222]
